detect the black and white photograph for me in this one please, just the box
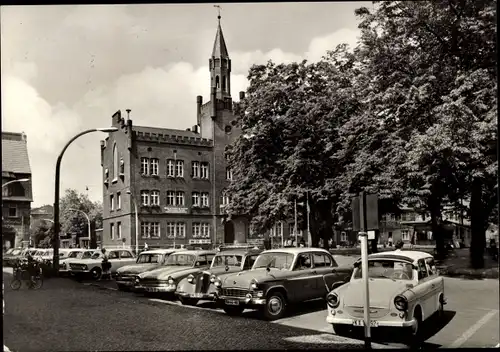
[1,1,498,350]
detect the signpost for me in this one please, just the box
[351,191,379,349]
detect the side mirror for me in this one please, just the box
[332,268,337,274]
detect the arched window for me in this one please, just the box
[222,76,226,92]
[113,142,118,180]
[215,76,220,89]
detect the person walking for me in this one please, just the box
[99,248,111,281]
[394,240,404,252]
[410,233,416,249]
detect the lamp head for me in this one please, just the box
[97,127,119,132]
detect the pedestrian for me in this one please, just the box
[99,248,111,281]
[299,237,306,248]
[394,240,404,252]
[388,235,393,247]
[144,242,149,251]
[410,233,416,249]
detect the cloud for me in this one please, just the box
[2,27,360,207]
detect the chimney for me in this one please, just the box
[127,119,132,127]
[239,91,245,100]
[100,140,105,148]
[126,109,131,120]
[21,132,27,142]
[186,128,191,132]
[192,125,199,134]
[112,110,121,123]
[211,87,216,119]
[196,96,203,125]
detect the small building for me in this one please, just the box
[2,132,33,249]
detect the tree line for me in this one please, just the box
[224,0,497,268]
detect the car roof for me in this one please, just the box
[262,247,331,256]
[215,249,262,256]
[141,249,178,255]
[365,250,433,263]
[171,250,216,256]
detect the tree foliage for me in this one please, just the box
[60,189,103,240]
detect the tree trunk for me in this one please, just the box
[470,178,486,269]
[429,196,445,259]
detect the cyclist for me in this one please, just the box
[26,253,38,287]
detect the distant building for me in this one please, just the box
[2,132,32,249]
[30,205,53,223]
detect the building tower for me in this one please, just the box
[210,14,231,100]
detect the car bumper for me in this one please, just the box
[176,291,217,301]
[116,280,136,287]
[326,316,417,328]
[218,295,267,306]
[136,284,177,293]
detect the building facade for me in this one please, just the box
[2,132,33,249]
[100,18,252,249]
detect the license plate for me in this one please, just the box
[146,287,160,292]
[192,293,204,298]
[353,320,379,327]
[225,299,240,306]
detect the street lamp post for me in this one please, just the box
[2,178,30,188]
[53,127,118,274]
[126,190,139,255]
[68,208,91,249]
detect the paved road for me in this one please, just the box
[3,271,391,351]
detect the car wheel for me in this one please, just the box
[179,297,199,306]
[223,305,245,316]
[437,295,445,319]
[262,291,287,321]
[333,324,351,337]
[406,307,423,347]
[90,267,102,281]
[117,284,129,292]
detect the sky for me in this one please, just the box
[1,2,371,208]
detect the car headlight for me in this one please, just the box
[187,274,195,284]
[83,265,88,270]
[326,292,340,308]
[168,277,175,285]
[135,277,140,284]
[394,295,408,311]
[210,274,216,283]
[214,279,222,287]
[250,279,258,290]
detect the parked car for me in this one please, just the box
[59,249,95,275]
[135,250,216,296]
[325,250,445,345]
[215,247,353,320]
[69,249,136,280]
[176,247,262,305]
[115,249,181,291]
[3,248,24,267]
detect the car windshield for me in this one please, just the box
[79,252,93,259]
[91,252,102,260]
[212,255,243,267]
[253,252,294,270]
[137,254,162,264]
[68,251,80,258]
[10,249,20,255]
[353,259,414,280]
[165,254,195,266]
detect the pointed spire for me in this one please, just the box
[211,9,229,59]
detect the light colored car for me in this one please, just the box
[115,249,180,291]
[216,247,353,320]
[69,249,136,280]
[59,249,95,275]
[325,250,445,345]
[135,250,216,295]
[175,248,262,305]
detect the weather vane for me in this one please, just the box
[214,5,222,19]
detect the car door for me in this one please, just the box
[425,257,443,314]
[119,250,135,269]
[316,253,352,293]
[107,251,120,273]
[414,258,433,319]
[288,253,317,302]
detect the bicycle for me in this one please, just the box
[10,264,43,290]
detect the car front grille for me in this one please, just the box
[118,274,135,281]
[69,263,87,270]
[345,306,390,319]
[221,288,257,298]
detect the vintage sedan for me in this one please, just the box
[59,249,95,275]
[69,249,136,280]
[115,249,180,291]
[135,250,215,296]
[325,250,445,344]
[175,248,262,305]
[216,247,353,320]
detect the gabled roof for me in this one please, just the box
[132,125,197,138]
[212,20,229,58]
[2,132,31,174]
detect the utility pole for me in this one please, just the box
[294,198,298,247]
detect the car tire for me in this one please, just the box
[333,324,351,337]
[223,305,245,316]
[262,291,287,321]
[437,294,445,319]
[90,267,102,281]
[179,297,199,306]
[405,307,423,347]
[117,284,130,292]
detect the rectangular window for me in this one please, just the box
[140,157,149,175]
[120,159,125,174]
[8,206,17,218]
[201,223,210,238]
[176,222,186,239]
[166,191,176,206]
[140,190,149,206]
[116,192,121,209]
[166,222,176,238]
[110,194,114,211]
[117,222,122,239]
[288,223,302,237]
[150,190,160,206]
[276,222,283,238]
[192,161,200,178]
[341,232,348,242]
[269,226,275,237]
[200,162,209,179]
[166,159,175,177]
[151,222,160,238]
[176,191,185,206]
[192,223,201,238]
[201,192,209,207]
[221,195,230,206]
[192,192,200,207]
[150,158,159,176]
[226,167,233,180]
[402,230,410,241]
[176,160,184,178]
[141,222,150,238]
[110,223,115,240]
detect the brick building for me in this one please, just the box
[100,17,254,249]
[2,132,33,249]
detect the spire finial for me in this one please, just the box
[214,5,222,21]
